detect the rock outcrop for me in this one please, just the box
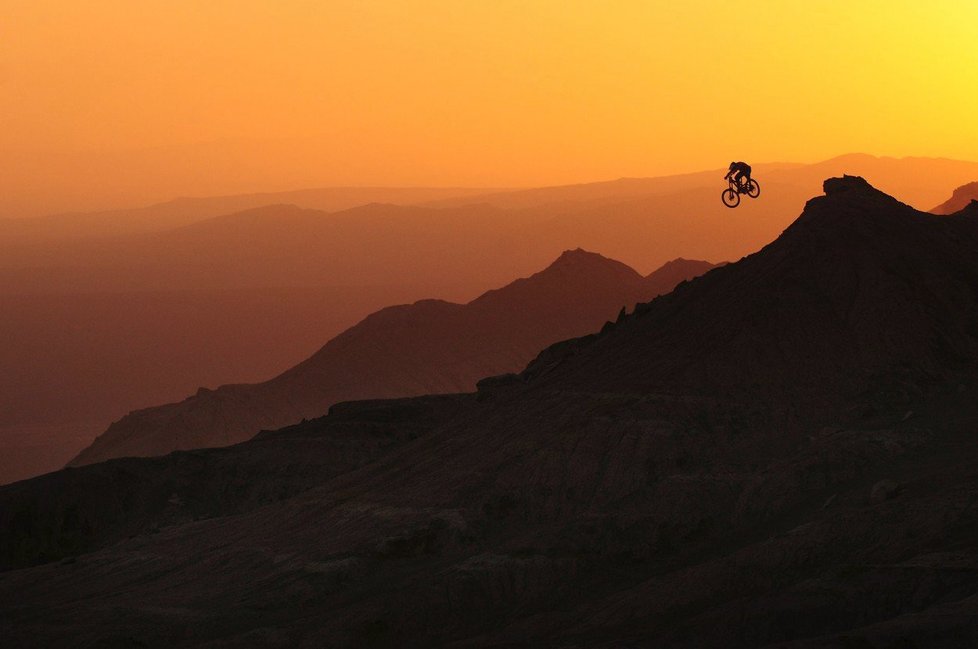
[930,180,978,214]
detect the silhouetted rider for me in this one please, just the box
[725,161,752,188]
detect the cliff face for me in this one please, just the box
[930,180,978,214]
[5,178,978,648]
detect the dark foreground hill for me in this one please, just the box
[70,253,715,466]
[4,177,978,648]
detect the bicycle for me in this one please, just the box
[721,176,761,208]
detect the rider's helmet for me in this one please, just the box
[729,161,736,170]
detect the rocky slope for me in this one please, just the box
[930,180,978,215]
[4,177,978,648]
[529,175,978,406]
[70,253,715,466]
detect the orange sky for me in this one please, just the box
[2,0,977,217]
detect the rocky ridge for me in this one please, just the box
[930,180,978,215]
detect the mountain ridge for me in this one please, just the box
[930,180,978,215]
[521,176,978,411]
[69,252,715,466]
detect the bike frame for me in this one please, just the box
[729,178,750,194]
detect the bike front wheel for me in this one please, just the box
[746,179,760,198]
[722,188,740,208]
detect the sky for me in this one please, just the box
[2,0,977,217]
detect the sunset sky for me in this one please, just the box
[2,0,976,216]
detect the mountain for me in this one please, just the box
[930,180,978,215]
[0,202,554,293]
[0,186,504,240]
[70,253,716,466]
[5,155,976,293]
[0,201,552,483]
[0,284,436,486]
[5,178,978,647]
[530,175,978,403]
[4,153,971,482]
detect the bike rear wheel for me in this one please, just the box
[746,179,760,198]
[722,188,740,208]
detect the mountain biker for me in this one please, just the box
[725,161,752,189]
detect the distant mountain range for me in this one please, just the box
[70,252,715,465]
[0,186,504,240]
[6,153,973,242]
[6,154,977,296]
[6,177,978,647]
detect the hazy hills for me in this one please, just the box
[0,186,503,241]
[4,178,978,647]
[429,153,978,213]
[0,284,433,485]
[70,252,715,465]
[2,153,976,486]
[7,154,974,295]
